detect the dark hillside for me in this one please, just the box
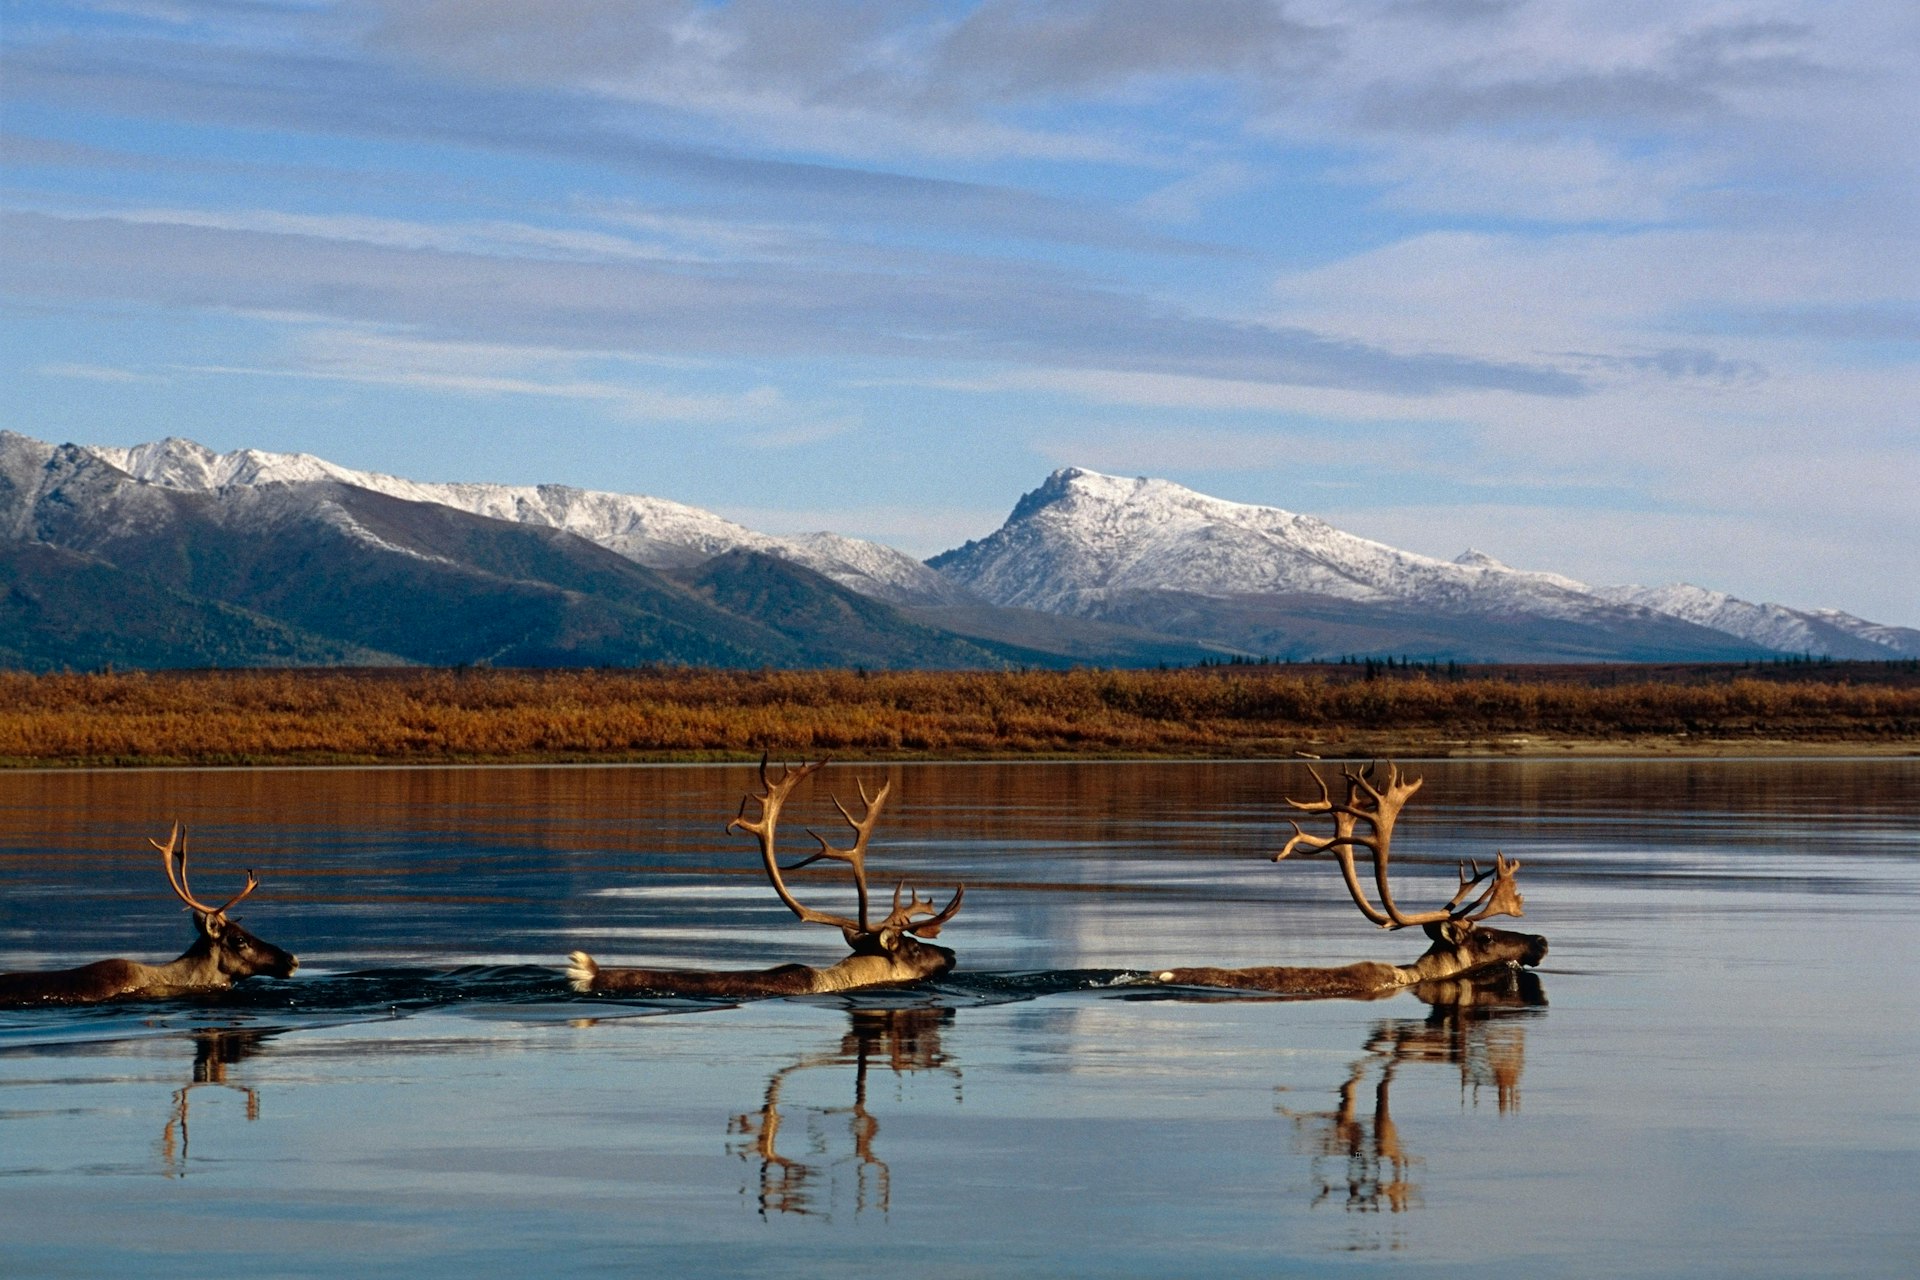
[0,541,395,670]
[673,550,1012,669]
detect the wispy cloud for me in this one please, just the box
[4,209,1581,396]
[3,0,1915,625]
[37,361,159,383]
[2,33,1191,250]
[91,206,690,262]
[184,328,796,424]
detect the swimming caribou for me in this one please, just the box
[568,758,964,997]
[1157,762,1547,996]
[0,823,298,1006]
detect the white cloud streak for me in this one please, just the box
[188,328,798,424]
[2,0,1915,624]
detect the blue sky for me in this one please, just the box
[3,0,1916,626]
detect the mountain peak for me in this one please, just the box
[937,465,1480,612]
[1011,466,1316,527]
[1007,466,1119,522]
[92,436,366,491]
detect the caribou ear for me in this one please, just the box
[1432,918,1470,948]
[197,911,225,940]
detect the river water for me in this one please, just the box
[1,759,1916,1277]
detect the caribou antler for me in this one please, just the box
[727,757,858,933]
[1274,763,1523,930]
[878,878,965,939]
[726,756,962,944]
[152,823,258,919]
[792,774,890,930]
[1442,853,1525,923]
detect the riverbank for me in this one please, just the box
[3,664,1914,766]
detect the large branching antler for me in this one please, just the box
[1274,763,1523,930]
[152,822,258,919]
[728,757,856,933]
[791,775,890,930]
[727,756,962,943]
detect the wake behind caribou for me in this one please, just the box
[567,758,964,997]
[1157,762,1547,996]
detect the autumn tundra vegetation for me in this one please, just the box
[0,661,1914,767]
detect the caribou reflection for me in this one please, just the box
[158,1025,271,1177]
[1278,972,1543,1219]
[728,1007,959,1218]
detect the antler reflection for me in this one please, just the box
[158,1026,271,1177]
[727,1007,959,1219]
[1277,974,1542,1219]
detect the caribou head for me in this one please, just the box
[0,823,297,1006]
[154,823,299,988]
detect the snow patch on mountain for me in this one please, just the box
[1807,609,1920,656]
[1595,583,1920,659]
[1450,548,1589,594]
[81,436,964,605]
[784,531,975,606]
[311,497,463,568]
[933,467,1616,621]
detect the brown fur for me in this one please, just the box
[568,935,956,998]
[0,914,297,1007]
[1156,920,1546,997]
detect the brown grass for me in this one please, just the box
[2,663,1915,766]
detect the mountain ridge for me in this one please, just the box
[5,431,1913,668]
[83,434,969,607]
[933,466,1918,661]
[0,434,1010,670]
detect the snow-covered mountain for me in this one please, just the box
[1807,608,1920,655]
[8,432,1912,664]
[934,468,1614,619]
[930,467,1918,660]
[1592,583,1919,660]
[84,436,969,607]
[0,430,1023,670]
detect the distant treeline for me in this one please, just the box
[3,663,1916,766]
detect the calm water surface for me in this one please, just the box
[2,759,1916,1277]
